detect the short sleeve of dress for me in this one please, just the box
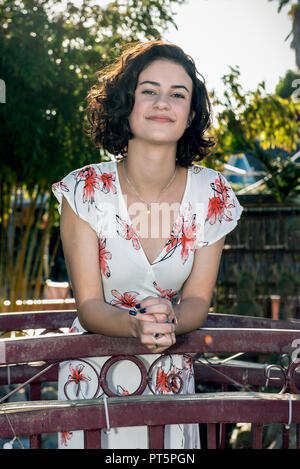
[203,170,244,247]
[51,165,100,234]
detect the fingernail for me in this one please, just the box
[139,307,147,313]
[154,333,159,338]
[128,309,137,316]
[135,303,141,309]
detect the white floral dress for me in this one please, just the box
[52,160,244,449]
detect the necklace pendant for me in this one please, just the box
[146,208,150,214]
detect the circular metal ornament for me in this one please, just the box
[99,355,148,397]
[63,359,101,400]
[287,360,300,394]
[147,354,183,395]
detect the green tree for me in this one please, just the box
[275,69,300,98]
[210,65,300,203]
[0,0,186,311]
[268,0,300,70]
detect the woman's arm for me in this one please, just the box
[60,197,175,347]
[137,236,226,336]
[174,235,226,335]
[60,197,136,337]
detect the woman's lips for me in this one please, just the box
[147,116,174,122]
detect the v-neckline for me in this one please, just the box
[114,161,190,267]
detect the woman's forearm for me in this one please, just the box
[173,297,210,336]
[76,296,209,342]
[77,298,138,338]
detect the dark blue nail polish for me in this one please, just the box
[135,303,141,309]
[128,309,137,316]
[154,333,159,338]
[139,307,147,313]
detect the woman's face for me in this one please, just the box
[128,59,194,146]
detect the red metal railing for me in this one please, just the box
[1,309,300,333]
[2,392,300,449]
[1,310,300,449]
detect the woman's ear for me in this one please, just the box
[186,111,195,128]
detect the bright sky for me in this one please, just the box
[163,0,296,100]
[73,0,297,101]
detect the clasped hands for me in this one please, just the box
[130,296,178,354]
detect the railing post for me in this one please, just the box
[252,423,263,449]
[148,425,165,449]
[30,382,41,401]
[30,434,41,449]
[282,426,290,449]
[297,424,300,449]
[219,383,228,449]
[207,423,217,449]
[84,429,101,449]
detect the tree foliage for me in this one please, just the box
[210,65,300,203]
[268,0,300,13]
[276,69,300,98]
[0,0,186,189]
[0,0,186,309]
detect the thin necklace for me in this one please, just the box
[122,159,177,214]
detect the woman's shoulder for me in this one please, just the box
[189,163,219,178]
[70,160,116,176]
[52,160,118,199]
[188,163,238,203]
[188,163,222,188]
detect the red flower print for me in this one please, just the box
[155,367,170,393]
[117,385,130,396]
[100,172,117,194]
[61,431,73,447]
[164,214,183,255]
[99,236,112,278]
[153,281,178,301]
[52,181,69,193]
[68,363,91,397]
[75,166,101,205]
[180,211,197,264]
[155,366,181,394]
[116,215,140,250]
[69,363,89,381]
[183,354,193,373]
[206,173,236,225]
[110,289,140,309]
[162,205,198,264]
[164,235,179,254]
[168,368,181,394]
[192,165,203,174]
[69,320,79,333]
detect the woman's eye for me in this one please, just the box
[172,93,185,99]
[141,90,185,99]
[142,89,156,95]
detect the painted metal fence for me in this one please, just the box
[1,310,300,449]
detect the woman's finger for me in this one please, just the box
[143,332,176,354]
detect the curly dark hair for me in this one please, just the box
[85,40,216,167]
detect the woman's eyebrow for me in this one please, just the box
[138,80,190,93]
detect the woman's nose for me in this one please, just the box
[153,94,171,109]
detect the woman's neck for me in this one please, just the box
[123,140,177,197]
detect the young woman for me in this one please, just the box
[52,40,244,449]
